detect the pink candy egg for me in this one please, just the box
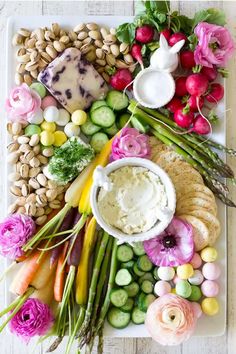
[191,302,202,319]
[173,275,181,285]
[41,96,57,110]
[202,262,221,280]
[201,280,219,297]
[190,253,202,269]
[154,280,171,297]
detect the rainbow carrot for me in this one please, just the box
[54,242,69,302]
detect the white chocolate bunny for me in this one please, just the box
[150,34,185,73]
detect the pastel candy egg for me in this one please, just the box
[176,279,192,298]
[41,121,56,133]
[57,109,70,126]
[188,285,202,301]
[154,280,171,296]
[171,288,176,294]
[40,131,55,146]
[173,275,181,285]
[201,280,219,297]
[44,106,59,122]
[202,263,221,280]
[201,297,219,316]
[177,263,194,280]
[41,96,57,110]
[200,247,218,263]
[157,266,175,281]
[71,110,87,125]
[190,253,202,269]
[188,270,204,285]
[30,82,46,98]
[53,131,67,147]
[27,108,44,125]
[25,124,41,136]
[64,122,80,138]
[192,302,202,319]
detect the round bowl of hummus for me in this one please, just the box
[90,157,176,243]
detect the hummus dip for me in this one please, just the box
[97,166,167,235]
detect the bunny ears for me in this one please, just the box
[159,33,185,54]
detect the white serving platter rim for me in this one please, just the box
[4,16,227,338]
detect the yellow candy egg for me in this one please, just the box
[53,131,67,147]
[177,264,194,280]
[41,121,56,133]
[201,297,219,316]
[40,131,55,146]
[171,288,176,294]
[200,247,218,263]
[71,110,87,125]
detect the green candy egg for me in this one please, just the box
[30,82,47,98]
[188,285,202,302]
[25,124,42,136]
[176,280,192,298]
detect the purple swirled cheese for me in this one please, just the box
[38,47,108,113]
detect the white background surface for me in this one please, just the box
[0,1,236,354]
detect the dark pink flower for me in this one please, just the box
[5,83,41,123]
[111,127,150,160]
[144,217,194,267]
[0,214,35,259]
[9,298,54,343]
[194,22,235,68]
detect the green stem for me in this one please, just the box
[42,230,73,239]
[65,307,85,354]
[0,261,17,283]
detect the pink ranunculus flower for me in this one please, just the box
[111,127,150,160]
[5,83,41,123]
[0,214,36,259]
[145,294,201,346]
[194,22,235,68]
[9,298,54,343]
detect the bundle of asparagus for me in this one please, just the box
[128,100,236,207]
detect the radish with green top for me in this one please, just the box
[135,25,154,43]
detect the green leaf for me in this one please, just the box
[116,23,136,44]
[192,9,211,29]
[217,67,229,78]
[148,1,170,14]
[154,12,167,24]
[208,110,220,124]
[135,0,146,16]
[177,15,194,35]
[147,41,159,51]
[141,44,148,56]
[206,8,226,26]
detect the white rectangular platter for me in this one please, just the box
[5,15,227,338]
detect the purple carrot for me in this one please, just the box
[67,212,84,267]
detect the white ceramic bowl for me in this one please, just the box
[90,157,176,244]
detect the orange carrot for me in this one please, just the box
[54,241,68,302]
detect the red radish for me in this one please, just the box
[205,83,224,103]
[136,25,155,43]
[201,66,218,82]
[161,28,172,41]
[110,69,133,91]
[180,51,195,69]
[186,73,209,96]
[175,77,188,97]
[187,95,204,112]
[166,97,184,113]
[131,43,143,65]
[174,108,194,128]
[169,32,187,46]
[192,115,211,135]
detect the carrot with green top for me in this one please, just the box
[54,241,69,302]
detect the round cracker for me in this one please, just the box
[149,136,163,147]
[178,214,209,251]
[177,191,215,205]
[177,183,215,199]
[176,204,217,217]
[177,198,217,216]
[155,151,183,169]
[172,173,204,190]
[165,161,198,176]
[150,145,170,161]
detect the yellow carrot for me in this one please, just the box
[30,272,55,305]
[75,217,97,305]
[31,252,56,290]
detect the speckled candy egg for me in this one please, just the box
[201,280,219,297]
[188,285,202,302]
[57,108,71,126]
[201,297,219,316]
[41,96,57,110]
[200,247,218,263]
[64,122,80,138]
[188,270,204,286]
[30,82,46,98]
[154,280,171,296]
[177,263,194,280]
[44,106,59,122]
[157,266,175,281]
[176,279,192,298]
[190,253,202,269]
[27,108,44,125]
[202,263,221,281]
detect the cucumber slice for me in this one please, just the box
[90,100,107,112]
[121,260,135,270]
[110,289,128,308]
[137,255,153,272]
[141,280,153,294]
[153,267,159,280]
[106,90,129,111]
[123,282,139,298]
[138,293,156,312]
[104,123,119,136]
[138,273,155,285]
[133,263,145,277]
[132,307,146,325]
[107,307,131,329]
[132,242,145,256]
[118,113,131,129]
[91,106,115,128]
[131,115,149,133]
[120,298,134,313]
[115,269,132,286]
[90,132,109,153]
[117,245,134,263]
[81,117,101,136]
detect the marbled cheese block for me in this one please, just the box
[38,47,108,113]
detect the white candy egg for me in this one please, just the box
[44,106,59,122]
[57,108,71,126]
[157,266,175,281]
[27,108,44,124]
[64,122,80,138]
[188,270,204,286]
